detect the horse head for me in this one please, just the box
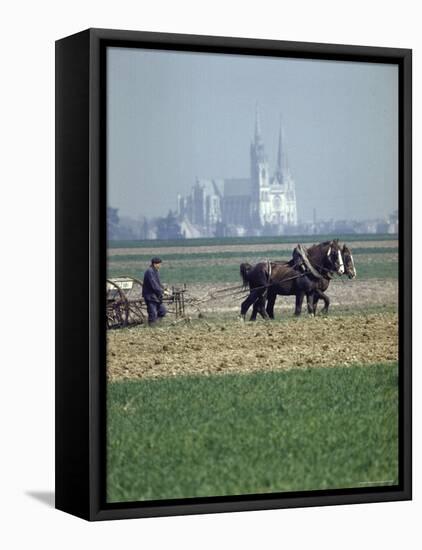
[342,244,357,279]
[325,239,344,275]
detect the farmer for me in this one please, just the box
[142,257,169,325]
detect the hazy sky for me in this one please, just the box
[107,47,398,222]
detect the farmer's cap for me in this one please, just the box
[151,257,162,264]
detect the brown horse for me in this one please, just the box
[241,240,344,320]
[239,247,307,320]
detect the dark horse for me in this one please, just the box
[240,240,344,321]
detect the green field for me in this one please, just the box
[107,234,398,284]
[108,258,397,284]
[107,362,399,503]
[108,233,398,249]
[108,246,396,263]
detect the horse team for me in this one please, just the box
[239,240,356,321]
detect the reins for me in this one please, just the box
[188,269,309,307]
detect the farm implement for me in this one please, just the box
[106,277,187,329]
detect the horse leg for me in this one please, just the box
[245,269,269,321]
[313,294,319,315]
[256,293,270,320]
[241,290,257,320]
[306,293,313,314]
[250,302,259,321]
[295,291,305,316]
[266,291,276,319]
[307,292,315,316]
[241,288,264,321]
[250,291,269,321]
[319,291,330,314]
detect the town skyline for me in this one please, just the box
[107,47,399,224]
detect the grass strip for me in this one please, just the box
[107,362,398,503]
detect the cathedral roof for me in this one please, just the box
[223,178,250,197]
[195,178,226,198]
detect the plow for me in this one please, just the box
[106,277,187,329]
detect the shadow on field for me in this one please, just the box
[26,491,55,508]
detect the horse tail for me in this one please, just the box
[240,262,252,288]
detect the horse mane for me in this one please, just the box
[320,239,338,247]
[306,240,337,267]
[306,242,326,256]
[308,239,337,253]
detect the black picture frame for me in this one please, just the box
[55,28,412,521]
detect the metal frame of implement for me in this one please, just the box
[106,276,186,329]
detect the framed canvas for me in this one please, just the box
[55,28,412,521]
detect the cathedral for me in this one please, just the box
[177,109,298,238]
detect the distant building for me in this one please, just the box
[177,108,298,238]
[156,211,184,240]
[387,210,399,234]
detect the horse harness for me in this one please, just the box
[261,245,340,292]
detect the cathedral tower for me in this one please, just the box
[250,105,271,227]
[178,106,298,237]
[273,119,298,226]
[275,120,284,184]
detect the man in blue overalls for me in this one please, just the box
[142,257,168,325]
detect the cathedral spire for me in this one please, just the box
[275,116,285,183]
[277,117,283,174]
[254,102,262,143]
[251,103,266,166]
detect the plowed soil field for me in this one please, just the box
[107,311,398,381]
